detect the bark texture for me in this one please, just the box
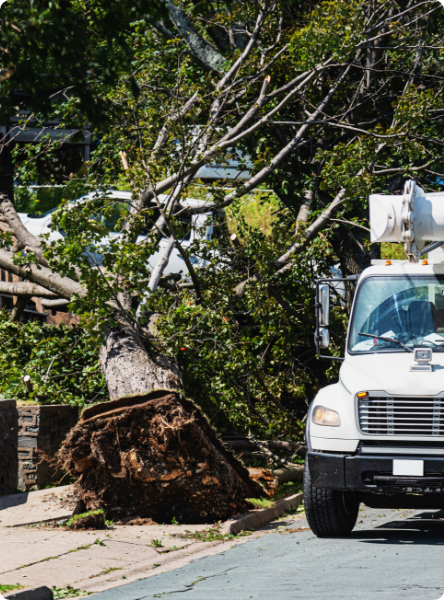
[166,0,226,73]
[0,281,58,298]
[0,194,48,266]
[58,391,265,523]
[0,248,84,299]
[99,323,183,400]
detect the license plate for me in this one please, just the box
[393,459,424,477]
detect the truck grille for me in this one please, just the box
[358,396,444,436]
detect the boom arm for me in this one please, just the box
[370,180,444,263]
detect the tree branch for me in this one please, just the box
[0,194,49,267]
[165,0,226,72]
[0,281,59,298]
[0,248,85,300]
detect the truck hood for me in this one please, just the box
[340,351,444,397]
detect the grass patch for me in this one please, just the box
[0,585,25,593]
[68,537,105,553]
[94,538,106,546]
[69,545,91,553]
[246,497,274,509]
[89,567,121,579]
[64,509,105,528]
[159,545,179,554]
[51,586,92,599]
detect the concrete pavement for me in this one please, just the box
[90,506,444,600]
[0,486,290,592]
[0,487,75,527]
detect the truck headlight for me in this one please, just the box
[312,405,341,427]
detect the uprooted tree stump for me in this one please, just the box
[58,390,265,524]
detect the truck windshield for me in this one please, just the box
[349,275,444,353]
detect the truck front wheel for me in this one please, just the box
[304,461,359,537]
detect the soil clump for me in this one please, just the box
[68,509,106,530]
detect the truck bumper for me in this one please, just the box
[307,451,444,494]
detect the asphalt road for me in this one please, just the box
[93,507,444,600]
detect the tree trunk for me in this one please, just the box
[99,320,183,400]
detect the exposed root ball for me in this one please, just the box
[58,391,264,523]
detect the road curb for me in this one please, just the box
[3,587,53,600]
[223,492,303,535]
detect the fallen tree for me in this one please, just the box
[58,391,265,523]
[0,0,441,493]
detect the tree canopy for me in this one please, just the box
[0,0,443,441]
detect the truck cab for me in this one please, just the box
[304,181,444,536]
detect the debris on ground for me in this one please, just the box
[58,391,265,524]
[222,435,306,463]
[247,467,278,496]
[179,522,251,543]
[115,516,157,526]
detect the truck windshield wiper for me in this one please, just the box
[358,332,413,353]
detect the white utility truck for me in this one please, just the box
[305,180,444,536]
[18,191,217,276]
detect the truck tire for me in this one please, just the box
[303,461,359,537]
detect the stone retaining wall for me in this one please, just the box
[17,405,78,491]
[0,400,18,495]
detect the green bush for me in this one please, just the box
[0,312,107,406]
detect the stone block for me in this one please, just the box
[17,405,78,491]
[0,399,18,495]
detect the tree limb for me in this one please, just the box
[0,248,85,299]
[166,0,226,73]
[0,194,49,267]
[148,237,176,292]
[0,281,59,298]
[41,298,71,308]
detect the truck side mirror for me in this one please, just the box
[318,327,330,349]
[319,284,330,326]
[315,283,331,351]
[314,277,353,361]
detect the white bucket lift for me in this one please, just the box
[370,180,444,263]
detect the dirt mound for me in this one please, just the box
[58,391,265,523]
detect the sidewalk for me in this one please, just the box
[0,487,305,595]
